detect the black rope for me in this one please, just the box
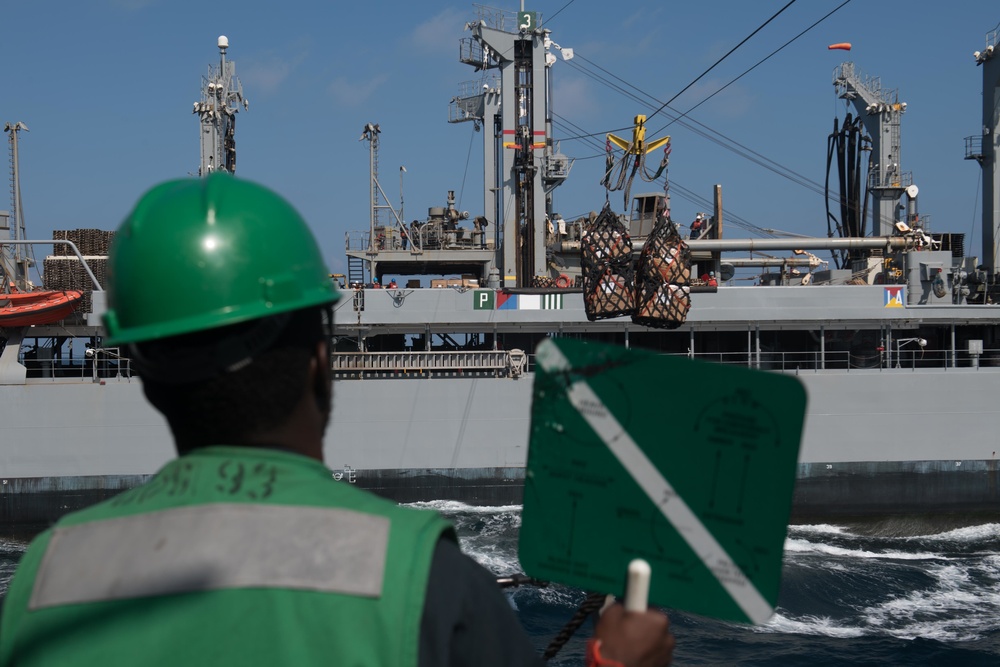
[542,592,608,662]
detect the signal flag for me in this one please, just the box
[828,43,852,51]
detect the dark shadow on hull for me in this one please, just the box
[4,462,1000,536]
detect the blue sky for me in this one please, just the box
[5,1,999,276]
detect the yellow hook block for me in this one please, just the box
[607,115,670,155]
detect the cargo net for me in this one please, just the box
[633,215,691,329]
[581,203,635,321]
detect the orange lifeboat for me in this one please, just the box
[0,290,84,327]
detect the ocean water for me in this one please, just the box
[3,504,1000,666]
[427,502,1000,666]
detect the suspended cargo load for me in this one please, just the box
[581,203,634,320]
[633,214,691,329]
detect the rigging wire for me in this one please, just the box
[542,0,855,235]
[551,2,803,143]
[465,0,854,240]
[457,124,477,214]
[546,0,578,24]
[550,114,778,237]
[644,0,799,124]
[554,0,853,202]
[647,0,853,134]
[564,57,830,198]
[970,168,981,256]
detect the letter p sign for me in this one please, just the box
[474,290,495,310]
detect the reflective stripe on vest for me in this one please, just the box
[29,503,390,610]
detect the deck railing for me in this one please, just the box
[15,345,1000,383]
[330,349,527,379]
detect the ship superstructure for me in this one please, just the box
[347,6,573,289]
[4,18,1000,532]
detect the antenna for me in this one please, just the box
[194,36,247,176]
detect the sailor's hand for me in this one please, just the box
[590,603,675,667]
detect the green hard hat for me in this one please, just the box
[103,173,340,346]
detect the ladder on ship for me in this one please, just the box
[347,255,367,286]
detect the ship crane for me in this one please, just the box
[453,8,572,287]
[833,62,909,238]
[2,122,33,293]
[193,36,248,176]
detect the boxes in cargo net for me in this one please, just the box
[581,203,691,328]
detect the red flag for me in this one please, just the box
[828,42,852,51]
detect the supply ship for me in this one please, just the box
[3,11,1000,530]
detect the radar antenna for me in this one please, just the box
[193,35,248,176]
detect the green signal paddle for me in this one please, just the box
[518,338,807,624]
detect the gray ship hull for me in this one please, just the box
[4,361,1000,528]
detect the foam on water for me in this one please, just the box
[406,500,526,576]
[784,536,945,562]
[774,521,1000,646]
[0,539,28,595]
[861,559,1000,642]
[406,500,523,516]
[760,612,865,638]
[788,524,849,537]
[906,522,1000,544]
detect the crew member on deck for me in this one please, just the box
[690,213,705,239]
[0,174,675,667]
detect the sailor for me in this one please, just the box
[690,213,705,239]
[0,174,675,667]
[473,215,488,248]
[400,226,409,250]
[554,213,567,237]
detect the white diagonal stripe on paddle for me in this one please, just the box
[537,342,772,623]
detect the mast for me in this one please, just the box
[193,35,248,176]
[833,62,908,238]
[359,123,406,255]
[971,31,1000,273]
[455,7,571,287]
[3,122,32,292]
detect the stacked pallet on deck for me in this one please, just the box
[43,229,115,315]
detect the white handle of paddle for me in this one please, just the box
[624,558,651,612]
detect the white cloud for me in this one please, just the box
[410,8,466,54]
[241,44,309,96]
[242,59,294,95]
[328,73,389,108]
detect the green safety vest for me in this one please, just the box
[0,446,454,666]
